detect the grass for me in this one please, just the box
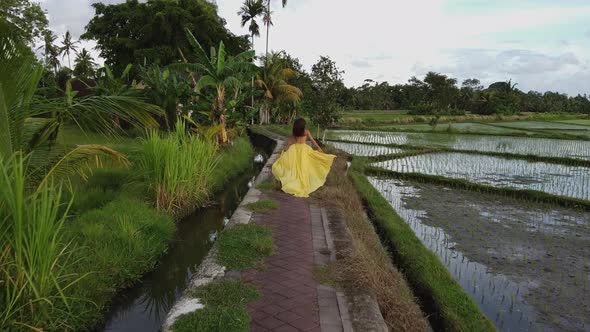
[245,199,279,213]
[256,177,281,192]
[349,162,496,331]
[312,148,428,331]
[210,137,255,191]
[172,306,250,332]
[190,280,260,307]
[338,111,586,126]
[60,194,175,329]
[365,166,590,210]
[136,122,218,217]
[0,155,79,331]
[173,280,259,332]
[217,224,273,270]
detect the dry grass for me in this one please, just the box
[313,148,428,332]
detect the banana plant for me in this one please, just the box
[170,28,257,144]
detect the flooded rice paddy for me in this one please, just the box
[373,152,590,200]
[370,178,590,332]
[328,130,590,160]
[329,141,403,156]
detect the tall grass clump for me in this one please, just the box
[137,121,218,217]
[0,154,82,331]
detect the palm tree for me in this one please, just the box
[171,29,256,143]
[238,0,265,115]
[0,21,162,185]
[37,30,60,75]
[256,52,302,124]
[263,0,288,65]
[238,0,265,48]
[73,48,97,79]
[59,30,80,69]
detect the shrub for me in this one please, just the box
[136,121,218,217]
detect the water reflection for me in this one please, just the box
[100,149,269,332]
[370,177,540,331]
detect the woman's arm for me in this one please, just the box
[306,130,324,153]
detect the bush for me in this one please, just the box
[136,121,218,217]
[60,195,175,329]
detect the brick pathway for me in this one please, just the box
[243,192,322,332]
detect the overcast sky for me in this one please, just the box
[39,0,590,95]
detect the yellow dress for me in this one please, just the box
[272,143,336,198]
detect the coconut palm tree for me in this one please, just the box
[238,0,265,114]
[238,0,265,48]
[59,30,80,69]
[256,52,302,124]
[73,48,97,79]
[170,29,256,143]
[0,20,161,185]
[263,0,287,65]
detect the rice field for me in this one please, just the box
[373,153,590,200]
[328,141,403,156]
[369,178,590,332]
[492,121,590,130]
[329,130,590,160]
[378,122,533,135]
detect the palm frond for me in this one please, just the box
[36,144,129,191]
[184,28,210,64]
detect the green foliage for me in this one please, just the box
[73,49,97,80]
[256,52,303,124]
[62,194,175,330]
[349,168,496,332]
[140,65,192,130]
[0,24,161,188]
[217,224,273,270]
[0,154,80,331]
[256,177,281,192]
[210,137,255,190]
[170,29,257,142]
[238,0,265,47]
[172,306,250,332]
[308,56,344,128]
[190,280,260,307]
[245,199,279,212]
[136,121,218,217]
[82,0,250,74]
[0,0,48,42]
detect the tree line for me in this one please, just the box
[339,73,590,115]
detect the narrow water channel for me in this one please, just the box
[98,133,275,332]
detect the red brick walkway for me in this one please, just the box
[243,192,321,332]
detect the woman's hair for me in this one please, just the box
[292,118,306,137]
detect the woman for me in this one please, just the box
[272,118,336,198]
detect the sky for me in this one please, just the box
[39,0,590,95]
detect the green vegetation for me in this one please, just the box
[245,199,279,212]
[314,151,428,330]
[349,167,496,331]
[82,0,249,75]
[136,122,218,217]
[256,177,281,192]
[172,306,250,332]
[190,280,260,307]
[62,195,175,328]
[217,224,273,270]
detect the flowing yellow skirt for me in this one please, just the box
[272,144,336,198]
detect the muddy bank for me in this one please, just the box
[371,178,590,332]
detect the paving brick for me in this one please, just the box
[245,192,341,332]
